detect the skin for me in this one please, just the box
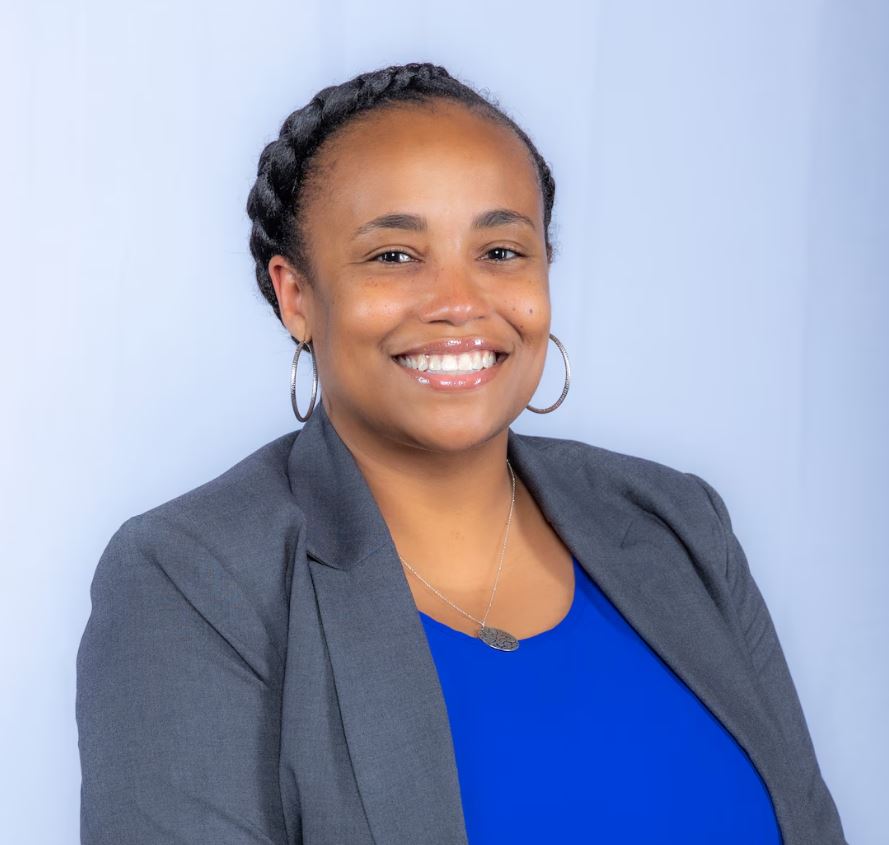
[269,99,574,638]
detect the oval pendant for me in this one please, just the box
[477,625,520,651]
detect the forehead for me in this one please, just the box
[307,100,542,225]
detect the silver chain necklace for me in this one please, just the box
[398,459,520,652]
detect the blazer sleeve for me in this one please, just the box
[686,473,848,844]
[75,515,290,844]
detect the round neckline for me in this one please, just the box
[418,557,584,646]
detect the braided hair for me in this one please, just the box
[245,61,557,332]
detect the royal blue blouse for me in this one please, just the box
[418,555,782,844]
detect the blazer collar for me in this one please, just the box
[286,400,800,845]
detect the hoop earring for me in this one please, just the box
[290,339,318,422]
[526,333,571,414]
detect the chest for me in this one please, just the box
[405,512,576,640]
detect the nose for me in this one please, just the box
[420,263,492,326]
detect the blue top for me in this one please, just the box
[418,556,782,844]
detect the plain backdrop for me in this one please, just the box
[1,1,886,842]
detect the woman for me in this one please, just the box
[76,62,847,844]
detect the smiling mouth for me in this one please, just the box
[392,350,509,374]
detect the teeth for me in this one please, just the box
[396,350,500,373]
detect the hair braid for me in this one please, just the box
[246,62,557,330]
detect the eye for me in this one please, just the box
[370,250,415,264]
[485,246,523,261]
[369,246,524,264]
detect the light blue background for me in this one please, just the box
[2,1,885,842]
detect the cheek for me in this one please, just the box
[354,292,403,325]
[326,284,406,350]
[504,284,551,334]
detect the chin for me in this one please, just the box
[399,413,507,453]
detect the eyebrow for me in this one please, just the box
[351,208,536,240]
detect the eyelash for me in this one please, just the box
[370,246,523,264]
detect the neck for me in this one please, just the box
[324,399,522,583]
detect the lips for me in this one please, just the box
[392,336,508,358]
[393,347,508,392]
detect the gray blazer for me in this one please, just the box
[76,400,848,844]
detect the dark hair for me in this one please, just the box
[245,61,558,332]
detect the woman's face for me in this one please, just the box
[271,98,552,453]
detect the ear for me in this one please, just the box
[268,255,313,342]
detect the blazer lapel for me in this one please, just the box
[288,402,468,845]
[288,403,794,844]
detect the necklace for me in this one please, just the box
[398,458,520,652]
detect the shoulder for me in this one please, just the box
[515,429,717,507]
[515,430,730,568]
[92,429,304,681]
[125,428,301,543]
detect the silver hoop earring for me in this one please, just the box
[290,339,318,422]
[526,333,571,414]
